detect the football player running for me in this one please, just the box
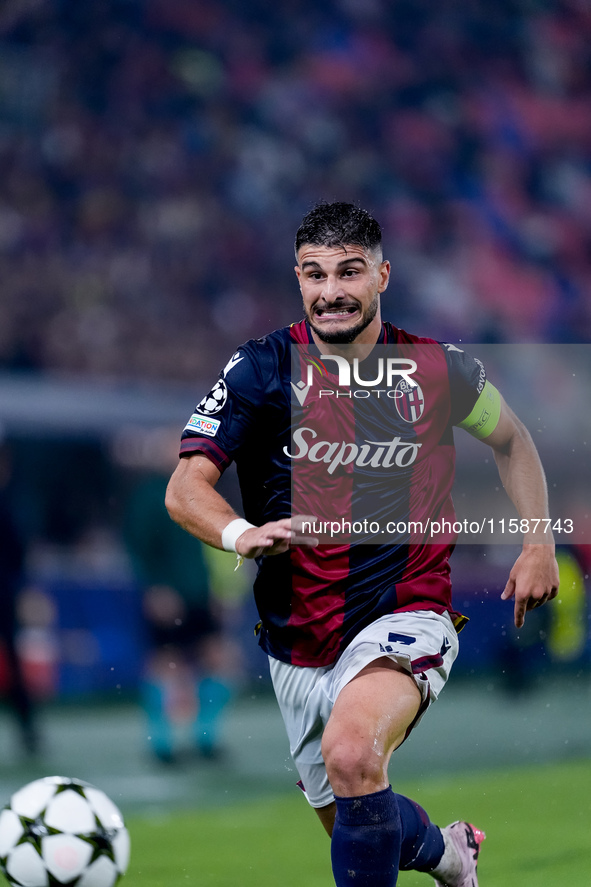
[166,202,559,887]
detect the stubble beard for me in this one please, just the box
[305,293,379,344]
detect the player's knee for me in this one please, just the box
[322,733,385,795]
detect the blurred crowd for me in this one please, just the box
[0,0,589,388]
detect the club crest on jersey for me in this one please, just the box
[197,379,228,415]
[394,379,424,423]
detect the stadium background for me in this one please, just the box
[0,0,589,883]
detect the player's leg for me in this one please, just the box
[142,660,176,763]
[312,766,452,870]
[320,612,483,886]
[195,674,232,757]
[0,598,40,756]
[322,657,420,796]
[315,800,336,836]
[270,615,484,885]
[321,657,423,886]
[313,796,485,887]
[193,632,236,759]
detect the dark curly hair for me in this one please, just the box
[294,202,382,257]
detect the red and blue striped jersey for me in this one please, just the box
[180,321,486,666]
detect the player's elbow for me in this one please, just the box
[504,415,535,458]
[164,475,184,526]
[488,402,532,457]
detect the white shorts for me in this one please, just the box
[269,610,459,808]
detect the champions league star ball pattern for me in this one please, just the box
[197,379,228,415]
[0,777,130,887]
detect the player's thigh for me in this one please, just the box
[322,657,422,763]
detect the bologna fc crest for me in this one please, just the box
[394,379,425,423]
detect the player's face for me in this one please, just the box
[295,244,390,345]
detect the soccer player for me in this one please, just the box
[166,202,559,886]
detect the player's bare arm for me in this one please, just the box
[482,395,560,628]
[165,454,317,558]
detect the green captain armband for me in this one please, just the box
[457,380,502,440]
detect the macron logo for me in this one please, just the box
[223,352,244,377]
[291,364,314,406]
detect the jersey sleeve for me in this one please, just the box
[456,379,502,439]
[179,347,264,472]
[442,343,501,438]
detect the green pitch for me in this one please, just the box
[124,757,591,886]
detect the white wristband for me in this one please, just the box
[221,518,256,553]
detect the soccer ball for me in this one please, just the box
[0,776,130,887]
[197,379,227,415]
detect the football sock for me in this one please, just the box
[142,680,174,761]
[331,786,401,886]
[195,676,232,755]
[396,794,445,872]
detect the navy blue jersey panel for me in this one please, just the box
[178,321,487,667]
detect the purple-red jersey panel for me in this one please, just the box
[180,321,485,666]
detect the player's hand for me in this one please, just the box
[235,515,319,559]
[501,543,560,628]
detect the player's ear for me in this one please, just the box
[377,260,390,293]
[294,264,302,286]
